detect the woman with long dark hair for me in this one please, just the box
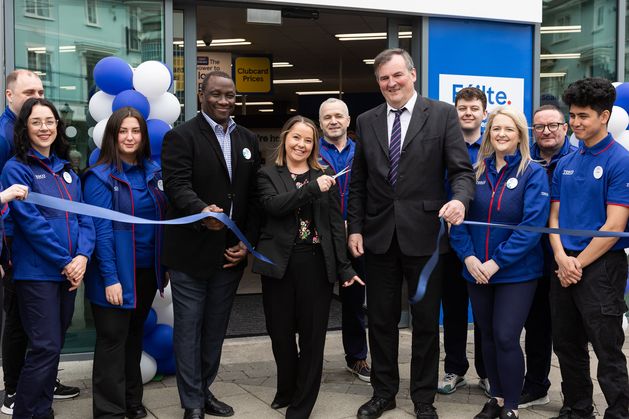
[1,97,95,419]
[83,107,167,419]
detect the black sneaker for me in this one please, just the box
[500,409,518,419]
[549,406,595,419]
[1,391,15,415]
[474,398,502,419]
[53,379,80,399]
[518,392,549,409]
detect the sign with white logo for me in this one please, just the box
[439,74,525,113]
[157,180,164,191]
[242,148,252,160]
[62,171,72,184]
[506,177,518,189]
[593,166,603,179]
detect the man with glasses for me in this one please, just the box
[0,70,81,416]
[517,104,576,410]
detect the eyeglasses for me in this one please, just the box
[532,122,564,133]
[29,120,58,129]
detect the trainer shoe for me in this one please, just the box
[518,392,550,409]
[478,378,491,397]
[500,408,518,419]
[437,373,467,394]
[53,379,80,399]
[549,406,595,419]
[474,398,502,419]
[346,359,371,382]
[1,391,15,415]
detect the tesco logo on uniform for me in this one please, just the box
[439,74,525,112]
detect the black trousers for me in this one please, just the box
[551,250,629,419]
[262,245,333,419]
[441,251,485,378]
[91,268,157,419]
[2,269,28,394]
[523,272,552,396]
[365,234,443,404]
[340,254,368,365]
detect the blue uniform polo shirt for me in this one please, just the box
[318,138,355,220]
[551,133,629,251]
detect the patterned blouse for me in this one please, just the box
[291,172,320,245]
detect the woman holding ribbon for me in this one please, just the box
[252,115,363,418]
[83,107,167,419]
[1,97,95,419]
[449,107,549,419]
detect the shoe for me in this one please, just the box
[183,408,204,419]
[126,405,148,419]
[270,395,290,409]
[356,396,396,419]
[500,409,518,419]
[346,359,371,382]
[549,406,595,419]
[518,392,550,409]
[205,394,234,417]
[53,379,80,399]
[414,402,438,419]
[478,378,491,397]
[1,391,15,415]
[474,398,502,419]
[437,373,466,394]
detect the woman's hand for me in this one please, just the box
[464,256,490,284]
[481,259,500,280]
[342,275,365,287]
[105,283,123,306]
[316,175,336,192]
[63,255,88,290]
[0,184,28,204]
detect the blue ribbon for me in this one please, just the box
[409,218,629,304]
[24,192,274,265]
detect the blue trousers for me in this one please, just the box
[13,280,76,419]
[170,267,242,409]
[468,280,537,410]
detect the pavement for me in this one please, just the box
[1,328,627,419]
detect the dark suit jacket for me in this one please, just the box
[161,113,260,277]
[348,95,475,256]
[252,165,356,283]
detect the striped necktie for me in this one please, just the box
[388,108,405,187]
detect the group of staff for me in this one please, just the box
[0,47,627,419]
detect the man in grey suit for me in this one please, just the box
[348,49,475,419]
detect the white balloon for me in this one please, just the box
[133,61,172,99]
[608,106,629,138]
[88,91,114,121]
[155,303,174,327]
[140,352,157,384]
[569,132,579,147]
[623,315,628,332]
[613,82,623,88]
[92,118,109,149]
[152,283,172,309]
[148,92,181,124]
[615,130,629,151]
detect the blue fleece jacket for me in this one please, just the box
[449,151,550,284]
[1,150,95,281]
[83,160,167,309]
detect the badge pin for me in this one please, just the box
[593,166,603,179]
[157,179,164,191]
[242,148,252,160]
[62,171,72,184]
[506,177,518,189]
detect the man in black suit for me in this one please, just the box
[161,71,260,419]
[348,49,475,419]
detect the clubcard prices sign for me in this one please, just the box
[439,74,524,112]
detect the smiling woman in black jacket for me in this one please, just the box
[253,115,362,419]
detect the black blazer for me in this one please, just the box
[161,113,260,277]
[252,165,356,284]
[348,95,475,257]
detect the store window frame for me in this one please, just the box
[85,0,99,27]
[24,0,53,20]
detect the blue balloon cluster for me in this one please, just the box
[143,313,175,375]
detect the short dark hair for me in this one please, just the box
[13,98,69,162]
[533,104,565,121]
[95,107,151,170]
[562,77,616,115]
[200,70,232,94]
[454,87,487,111]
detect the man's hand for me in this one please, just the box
[105,283,123,306]
[63,255,88,291]
[555,253,582,287]
[439,199,465,225]
[201,204,225,230]
[342,275,365,287]
[464,256,490,284]
[348,233,364,257]
[223,241,247,268]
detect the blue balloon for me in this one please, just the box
[143,324,173,360]
[88,148,100,166]
[147,119,170,162]
[625,276,629,294]
[615,83,629,115]
[156,354,177,375]
[144,309,158,336]
[94,57,134,95]
[112,90,150,120]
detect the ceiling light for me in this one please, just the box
[295,90,342,95]
[274,79,322,84]
[235,101,273,106]
[363,59,375,65]
[59,46,76,52]
[289,108,297,112]
[540,72,567,78]
[540,25,581,34]
[273,62,293,68]
[195,39,252,47]
[540,53,581,60]
[335,31,412,41]
[258,109,274,112]
[27,47,46,54]
[60,86,77,90]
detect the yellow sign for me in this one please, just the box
[234,56,272,94]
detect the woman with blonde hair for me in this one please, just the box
[449,107,550,419]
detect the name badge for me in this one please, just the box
[62,171,72,184]
[242,148,252,160]
[157,179,164,191]
[593,165,603,179]
[506,177,518,189]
